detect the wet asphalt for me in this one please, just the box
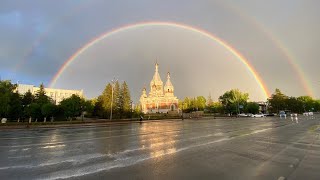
[0,115,319,180]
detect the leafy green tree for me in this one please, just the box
[245,102,259,114]
[297,96,314,112]
[180,97,191,112]
[286,97,303,113]
[119,81,131,118]
[268,89,288,113]
[100,83,112,117]
[133,104,143,118]
[26,103,41,121]
[60,94,84,120]
[8,92,23,121]
[207,102,224,114]
[0,80,16,118]
[83,99,95,117]
[22,90,34,106]
[314,100,320,112]
[34,83,51,106]
[196,96,206,111]
[113,81,121,117]
[219,89,249,114]
[93,96,105,118]
[41,103,57,122]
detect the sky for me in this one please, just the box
[0,0,319,102]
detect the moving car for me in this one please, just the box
[251,113,264,118]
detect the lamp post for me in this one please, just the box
[130,100,133,120]
[181,103,184,120]
[110,78,117,121]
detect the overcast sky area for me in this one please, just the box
[0,0,319,102]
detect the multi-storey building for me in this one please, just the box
[17,84,84,105]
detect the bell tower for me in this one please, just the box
[164,72,174,96]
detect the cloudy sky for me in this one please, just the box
[0,0,319,102]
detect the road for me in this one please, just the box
[0,116,319,180]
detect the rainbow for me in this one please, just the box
[221,1,314,97]
[49,21,270,98]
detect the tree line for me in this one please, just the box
[0,80,141,122]
[2,78,319,122]
[180,88,320,115]
[93,81,142,119]
[268,89,320,113]
[179,89,261,115]
[0,80,94,122]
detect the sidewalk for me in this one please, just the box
[0,118,184,130]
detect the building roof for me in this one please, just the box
[150,63,163,86]
[165,72,173,88]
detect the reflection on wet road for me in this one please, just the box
[0,116,320,180]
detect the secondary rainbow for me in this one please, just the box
[49,21,270,98]
[221,1,314,97]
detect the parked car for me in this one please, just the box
[279,111,286,118]
[238,113,248,117]
[251,113,264,118]
[265,113,275,117]
[290,113,298,117]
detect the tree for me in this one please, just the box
[102,83,112,112]
[219,89,249,114]
[41,103,57,122]
[196,96,206,111]
[119,81,131,118]
[113,81,121,117]
[8,92,23,121]
[26,103,41,121]
[297,96,314,112]
[34,83,51,106]
[60,94,84,120]
[207,102,224,114]
[22,90,34,106]
[93,96,105,118]
[286,97,303,113]
[0,80,16,118]
[83,99,95,117]
[246,102,259,114]
[268,89,288,113]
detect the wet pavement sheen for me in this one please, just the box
[0,116,320,180]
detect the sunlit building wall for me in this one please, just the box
[140,63,179,114]
[17,84,84,105]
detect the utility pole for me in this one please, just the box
[110,78,117,121]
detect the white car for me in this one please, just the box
[251,113,264,118]
[238,113,248,117]
[290,113,298,117]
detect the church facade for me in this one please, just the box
[140,63,179,114]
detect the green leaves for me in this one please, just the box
[219,89,249,114]
[268,89,320,113]
[60,94,84,119]
[94,81,132,119]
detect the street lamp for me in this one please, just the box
[110,78,117,121]
[130,100,133,120]
[181,102,184,120]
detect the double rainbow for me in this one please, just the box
[49,21,270,99]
